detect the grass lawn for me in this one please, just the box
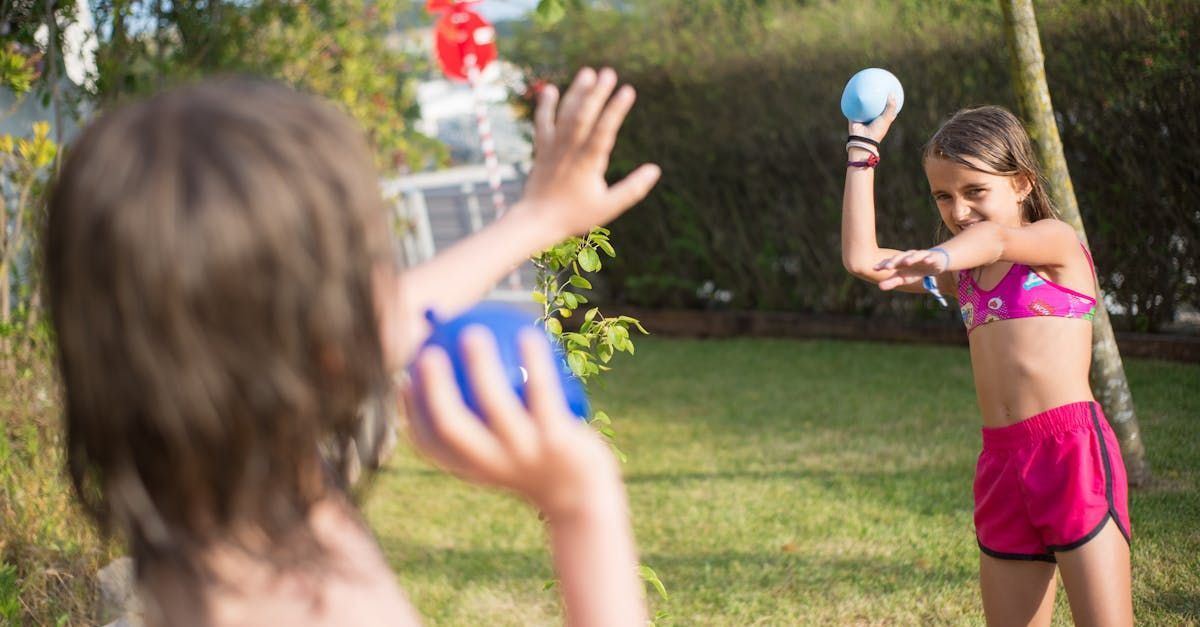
[365,338,1200,626]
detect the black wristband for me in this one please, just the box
[847,134,880,147]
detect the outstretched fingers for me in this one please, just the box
[567,67,619,146]
[554,68,600,144]
[583,83,636,162]
[875,249,926,271]
[878,273,923,291]
[533,84,560,156]
[606,163,662,213]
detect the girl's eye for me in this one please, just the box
[966,188,984,197]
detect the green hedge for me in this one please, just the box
[509,0,1199,331]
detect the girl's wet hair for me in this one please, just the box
[44,79,394,580]
[923,105,1058,224]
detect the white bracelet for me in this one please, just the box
[846,140,879,157]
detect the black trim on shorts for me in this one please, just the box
[1049,403,1131,553]
[1089,402,1130,544]
[978,539,1057,563]
[1047,512,1111,552]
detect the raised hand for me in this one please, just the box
[873,248,949,291]
[404,327,620,519]
[519,67,662,240]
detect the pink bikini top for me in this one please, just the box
[957,244,1097,334]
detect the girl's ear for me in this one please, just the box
[1013,172,1034,199]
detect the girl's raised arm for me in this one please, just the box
[840,97,936,294]
[391,68,661,365]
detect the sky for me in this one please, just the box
[475,0,540,22]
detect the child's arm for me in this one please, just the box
[405,329,645,627]
[393,68,661,360]
[840,97,937,295]
[871,218,1081,291]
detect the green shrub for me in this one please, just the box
[1,350,116,625]
[509,0,1199,331]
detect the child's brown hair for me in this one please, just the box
[923,105,1058,224]
[45,78,394,571]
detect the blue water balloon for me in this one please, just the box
[840,68,905,123]
[417,303,590,421]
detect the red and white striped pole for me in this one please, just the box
[466,52,521,289]
[466,53,508,219]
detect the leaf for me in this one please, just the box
[591,410,611,425]
[568,275,593,290]
[562,332,590,348]
[544,317,563,336]
[584,307,600,323]
[619,316,650,334]
[531,291,547,304]
[578,247,601,272]
[562,291,578,309]
[639,565,669,600]
[566,350,587,376]
[609,440,628,463]
[558,307,573,318]
[596,239,616,257]
[535,0,566,26]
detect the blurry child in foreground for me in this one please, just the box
[45,68,660,626]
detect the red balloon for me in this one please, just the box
[431,7,496,81]
[425,0,480,12]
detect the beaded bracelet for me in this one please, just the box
[847,154,880,169]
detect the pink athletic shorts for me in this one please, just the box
[975,401,1130,562]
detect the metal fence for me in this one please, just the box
[384,163,539,305]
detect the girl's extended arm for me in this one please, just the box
[406,329,645,627]
[840,97,934,295]
[872,218,1081,291]
[393,68,661,363]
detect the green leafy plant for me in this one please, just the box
[532,227,648,458]
[1,50,58,366]
[531,229,668,613]
[0,45,39,95]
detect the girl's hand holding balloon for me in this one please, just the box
[403,327,647,625]
[404,326,621,520]
[848,94,901,145]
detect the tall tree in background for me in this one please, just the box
[1000,0,1149,485]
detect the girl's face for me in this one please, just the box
[924,156,1032,235]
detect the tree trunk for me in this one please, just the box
[1000,0,1150,486]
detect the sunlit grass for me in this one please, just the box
[366,338,1200,625]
